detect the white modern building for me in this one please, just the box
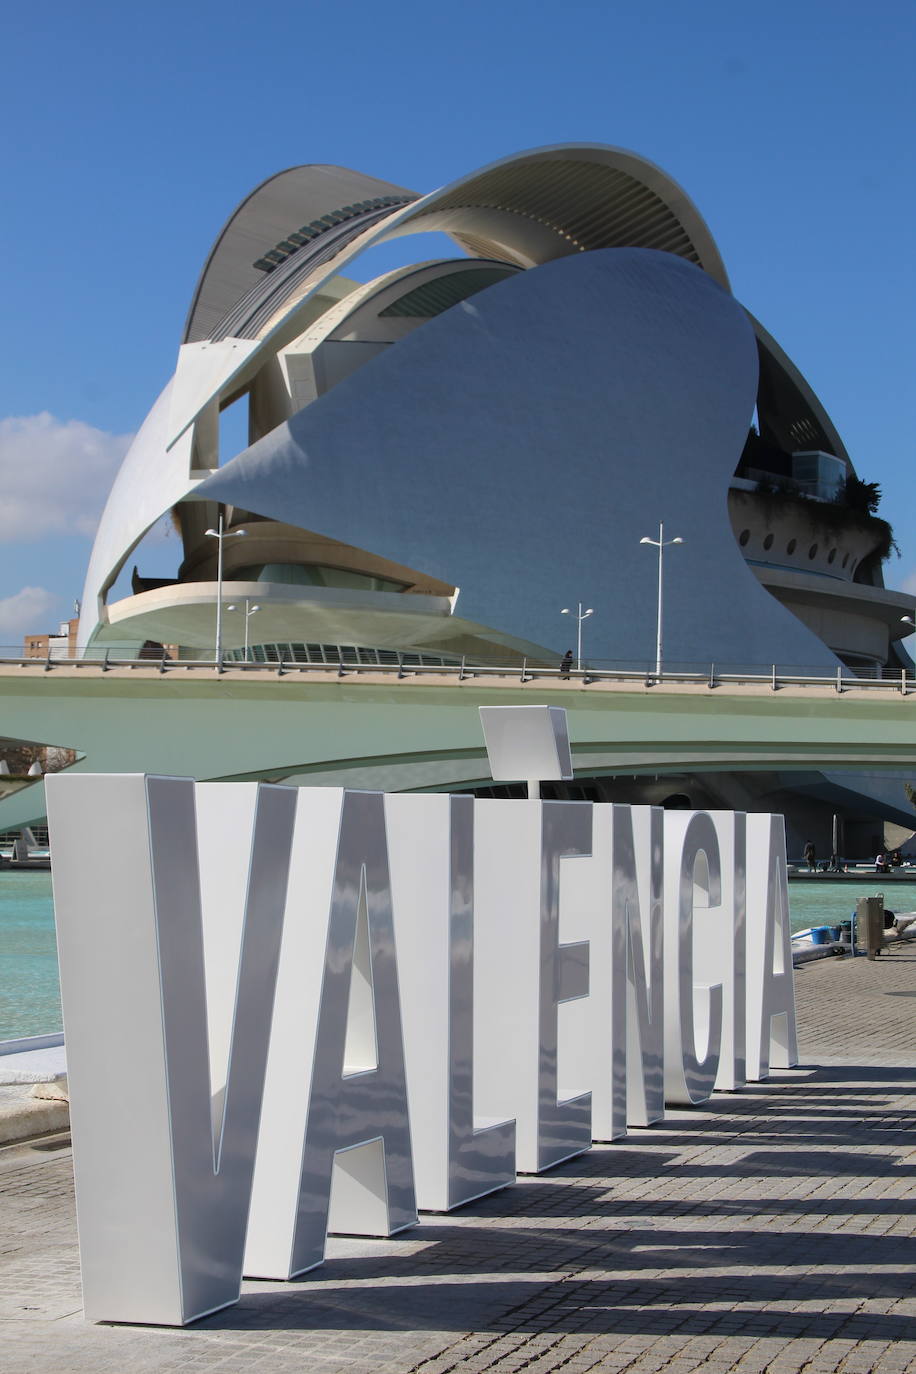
[77,144,910,678]
[3,144,912,853]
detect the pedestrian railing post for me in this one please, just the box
[6,651,916,697]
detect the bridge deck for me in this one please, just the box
[0,662,914,829]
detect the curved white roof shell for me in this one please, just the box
[78,142,854,664]
[183,164,418,344]
[184,143,729,349]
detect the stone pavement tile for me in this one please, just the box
[2,954,916,1372]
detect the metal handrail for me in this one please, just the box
[2,653,914,694]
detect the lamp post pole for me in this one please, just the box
[900,616,916,689]
[204,513,246,667]
[561,602,594,671]
[244,601,258,661]
[228,599,260,661]
[639,522,683,678]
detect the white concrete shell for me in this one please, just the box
[77,141,899,683]
[78,143,738,652]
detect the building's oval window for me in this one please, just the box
[738,529,750,547]
[787,538,797,554]
[842,552,849,568]
[763,533,774,550]
[828,548,836,564]
[808,543,818,559]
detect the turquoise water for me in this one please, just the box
[0,873,61,1040]
[1,875,914,1041]
[787,880,916,932]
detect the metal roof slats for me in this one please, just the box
[412,158,710,274]
[378,266,516,319]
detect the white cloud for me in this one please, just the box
[0,586,58,639]
[0,413,132,542]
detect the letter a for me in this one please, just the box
[287,790,417,1274]
[746,813,798,1079]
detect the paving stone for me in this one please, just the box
[2,946,916,1371]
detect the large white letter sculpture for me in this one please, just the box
[583,804,664,1140]
[386,793,516,1209]
[618,804,666,1129]
[46,775,799,1326]
[46,776,296,1325]
[663,812,724,1105]
[245,788,416,1279]
[703,812,747,1091]
[746,812,798,1079]
[474,798,592,1172]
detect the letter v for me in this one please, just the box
[46,774,296,1326]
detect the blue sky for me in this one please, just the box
[0,0,913,642]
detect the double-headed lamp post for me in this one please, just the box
[639,522,683,678]
[227,600,260,662]
[204,513,246,666]
[901,616,915,679]
[561,603,594,671]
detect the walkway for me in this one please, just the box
[1,947,914,1373]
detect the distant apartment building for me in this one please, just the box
[24,617,80,660]
[23,617,176,661]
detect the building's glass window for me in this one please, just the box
[738,529,750,547]
[787,538,797,554]
[827,548,836,564]
[763,533,774,550]
[808,544,818,559]
[227,641,461,668]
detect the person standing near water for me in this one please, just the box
[803,841,817,872]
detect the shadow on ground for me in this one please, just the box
[199,1064,916,1347]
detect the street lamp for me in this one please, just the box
[204,513,246,666]
[639,522,683,678]
[561,603,594,671]
[227,600,260,662]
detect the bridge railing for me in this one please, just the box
[2,649,914,694]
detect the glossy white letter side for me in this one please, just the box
[386,793,516,1210]
[746,813,799,1079]
[474,799,592,1173]
[663,812,724,1106]
[47,774,295,1325]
